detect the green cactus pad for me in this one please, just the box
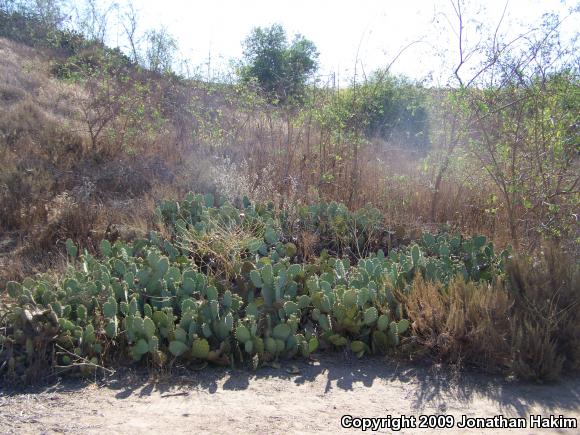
[103,296,117,319]
[363,307,378,325]
[261,264,273,286]
[105,319,117,338]
[283,300,299,317]
[246,302,259,317]
[308,337,319,353]
[297,295,311,309]
[284,242,297,257]
[100,239,112,257]
[265,337,277,353]
[143,317,156,339]
[191,338,210,359]
[174,326,187,343]
[206,286,219,301]
[77,304,87,321]
[273,323,292,340]
[133,339,149,357]
[83,324,96,345]
[235,325,251,343]
[473,235,487,249]
[342,289,357,307]
[66,239,78,258]
[372,330,389,354]
[318,314,331,332]
[181,277,195,295]
[328,334,348,347]
[377,314,390,331]
[265,227,278,244]
[250,270,263,288]
[350,340,365,354]
[397,319,410,334]
[223,290,233,308]
[254,337,264,354]
[6,281,22,298]
[169,340,189,357]
[275,339,285,353]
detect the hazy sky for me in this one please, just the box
[107,0,578,83]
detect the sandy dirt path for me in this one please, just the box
[1,357,579,434]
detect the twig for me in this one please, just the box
[54,344,115,374]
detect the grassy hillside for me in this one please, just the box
[3,32,573,285]
[0,34,236,285]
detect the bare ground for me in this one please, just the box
[1,356,579,434]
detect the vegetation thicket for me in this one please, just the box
[0,0,578,384]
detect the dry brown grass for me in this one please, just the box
[507,248,580,381]
[216,101,516,249]
[403,276,512,373]
[402,249,580,381]
[0,35,534,262]
[0,38,200,285]
[0,37,85,230]
[178,218,262,284]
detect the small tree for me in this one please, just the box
[357,73,430,149]
[73,0,115,44]
[120,1,140,64]
[144,27,177,74]
[432,1,579,248]
[239,23,318,103]
[0,0,69,45]
[22,0,67,28]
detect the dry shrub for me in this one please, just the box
[0,34,518,255]
[235,114,514,247]
[509,319,564,382]
[25,192,102,254]
[0,38,85,232]
[506,248,580,381]
[403,276,512,372]
[177,216,264,286]
[403,248,579,381]
[297,230,319,262]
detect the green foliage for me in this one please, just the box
[0,2,131,64]
[355,73,430,149]
[239,23,318,103]
[143,27,178,74]
[65,238,78,258]
[0,1,73,51]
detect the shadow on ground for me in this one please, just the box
[3,355,579,417]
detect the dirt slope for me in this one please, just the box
[1,357,579,434]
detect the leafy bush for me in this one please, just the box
[0,5,87,56]
[357,74,430,149]
[238,24,318,103]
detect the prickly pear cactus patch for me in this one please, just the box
[0,192,507,384]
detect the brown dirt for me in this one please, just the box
[1,357,579,434]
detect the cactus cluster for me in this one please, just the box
[0,192,508,383]
[292,201,387,257]
[304,256,408,356]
